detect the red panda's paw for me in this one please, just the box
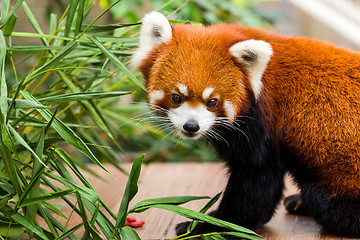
[284,194,310,216]
[175,221,238,240]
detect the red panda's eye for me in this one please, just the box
[206,98,218,108]
[171,94,182,104]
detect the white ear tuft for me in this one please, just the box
[230,40,273,100]
[131,12,172,68]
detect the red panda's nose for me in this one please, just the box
[183,120,200,133]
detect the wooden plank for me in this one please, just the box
[40,162,357,239]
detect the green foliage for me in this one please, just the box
[0,0,272,238]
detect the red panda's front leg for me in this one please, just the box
[176,105,285,237]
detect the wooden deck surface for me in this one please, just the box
[51,162,356,239]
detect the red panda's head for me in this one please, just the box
[132,12,273,140]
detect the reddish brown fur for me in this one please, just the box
[140,24,360,200]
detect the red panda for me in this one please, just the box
[132,12,360,238]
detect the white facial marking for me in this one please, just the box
[224,100,236,122]
[148,90,164,105]
[202,87,214,100]
[177,83,188,96]
[168,103,216,139]
[131,12,172,69]
[230,40,273,100]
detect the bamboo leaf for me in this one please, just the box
[45,172,99,203]
[21,90,110,174]
[187,192,222,233]
[74,0,85,35]
[21,1,49,46]
[0,30,8,118]
[116,154,144,228]
[0,127,22,194]
[132,204,259,237]
[23,39,79,85]
[119,227,141,240]
[64,0,80,38]
[12,213,49,240]
[0,0,24,28]
[38,91,130,104]
[88,36,146,91]
[7,124,45,167]
[19,189,76,207]
[7,98,47,109]
[80,23,140,33]
[2,14,17,36]
[130,196,210,213]
[0,223,24,237]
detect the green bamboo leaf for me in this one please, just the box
[0,128,22,194]
[0,30,8,118]
[1,122,16,153]
[0,0,24,28]
[133,204,259,236]
[38,205,59,238]
[119,227,141,240]
[0,194,12,211]
[12,213,49,240]
[17,152,53,209]
[8,39,79,123]
[0,223,24,237]
[42,201,66,219]
[1,0,10,20]
[82,198,115,239]
[89,200,101,227]
[38,91,130,104]
[21,1,49,46]
[75,192,102,240]
[21,90,110,175]
[7,124,45,167]
[187,192,222,233]
[7,45,64,51]
[116,154,144,228]
[88,36,146,91]
[19,189,76,207]
[130,196,210,213]
[57,223,84,240]
[54,148,94,190]
[223,231,263,240]
[7,98,47,109]
[64,0,79,38]
[45,172,98,203]
[49,13,57,35]
[74,0,85,35]
[80,23,140,33]
[2,14,17,36]
[23,39,79,85]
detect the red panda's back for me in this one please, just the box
[243,28,360,199]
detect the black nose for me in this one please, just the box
[183,120,200,133]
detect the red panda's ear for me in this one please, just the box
[230,40,273,100]
[131,12,172,69]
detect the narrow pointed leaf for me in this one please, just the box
[38,91,130,104]
[89,36,146,91]
[0,0,24,28]
[21,90,110,174]
[19,189,76,207]
[130,196,210,213]
[133,204,259,236]
[7,98,47,109]
[12,213,49,240]
[116,154,144,228]
[119,227,141,240]
[188,192,222,233]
